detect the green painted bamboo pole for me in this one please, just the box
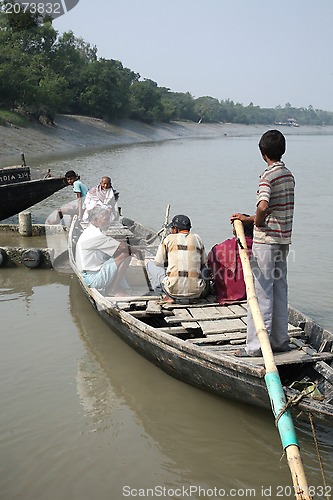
[233,220,312,500]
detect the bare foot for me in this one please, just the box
[160,295,175,304]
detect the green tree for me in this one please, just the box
[193,96,221,123]
[78,59,138,119]
[160,91,196,121]
[129,79,165,123]
[0,4,69,120]
[51,31,97,113]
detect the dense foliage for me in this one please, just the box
[1,5,333,125]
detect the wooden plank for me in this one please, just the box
[318,339,333,352]
[146,301,162,315]
[188,306,223,320]
[129,309,173,318]
[216,306,238,317]
[200,318,246,335]
[273,351,333,366]
[165,314,246,324]
[107,295,154,302]
[117,302,131,311]
[187,332,246,344]
[159,326,189,335]
[288,325,303,333]
[227,304,247,315]
[129,310,150,318]
[226,350,333,366]
[177,309,200,329]
[171,309,193,320]
[230,338,247,345]
[200,344,246,351]
[162,301,219,310]
[314,361,333,385]
[165,308,200,329]
[290,338,317,355]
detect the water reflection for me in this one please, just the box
[0,267,70,306]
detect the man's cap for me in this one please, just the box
[168,214,191,230]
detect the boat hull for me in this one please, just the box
[79,284,333,427]
[0,177,66,221]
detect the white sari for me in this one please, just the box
[83,185,118,221]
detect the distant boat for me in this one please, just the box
[0,160,66,221]
[274,118,299,127]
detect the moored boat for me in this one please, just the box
[0,162,66,221]
[68,216,333,428]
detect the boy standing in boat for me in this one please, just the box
[231,129,295,356]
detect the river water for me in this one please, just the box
[1,128,333,499]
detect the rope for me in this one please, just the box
[308,413,330,500]
[274,384,317,427]
[236,237,244,250]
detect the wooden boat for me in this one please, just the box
[68,216,333,428]
[0,164,66,221]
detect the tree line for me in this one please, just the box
[1,4,333,126]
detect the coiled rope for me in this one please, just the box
[274,384,317,427]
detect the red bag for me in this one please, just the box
[208,236,253,305]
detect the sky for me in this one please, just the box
[53,0,333,112]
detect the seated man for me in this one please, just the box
[83,176,119,222]
[76,206,131,295]
[208,219,253,304]
[147,214,208,303]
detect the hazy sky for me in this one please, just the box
[54,0,333,112]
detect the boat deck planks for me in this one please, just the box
[170,308,200,329]
[187,332,247,344]
[200,318,246,335]
[225,350,333,366]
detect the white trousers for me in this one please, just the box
[246,243,290,356]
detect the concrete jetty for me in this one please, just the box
[0,223,65,268]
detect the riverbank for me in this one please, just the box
[1,115,332,166]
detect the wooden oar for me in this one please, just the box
[233,220,312,500]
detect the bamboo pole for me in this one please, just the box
[233,220,312,500]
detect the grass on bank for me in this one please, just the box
[0,110,29,127]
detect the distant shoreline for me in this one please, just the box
[1,115,333,167]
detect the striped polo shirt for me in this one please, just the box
[254,161,295,245]
[155,232,207,298]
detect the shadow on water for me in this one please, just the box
[69,278,333,496]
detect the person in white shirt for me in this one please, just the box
[76,206,131,295]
